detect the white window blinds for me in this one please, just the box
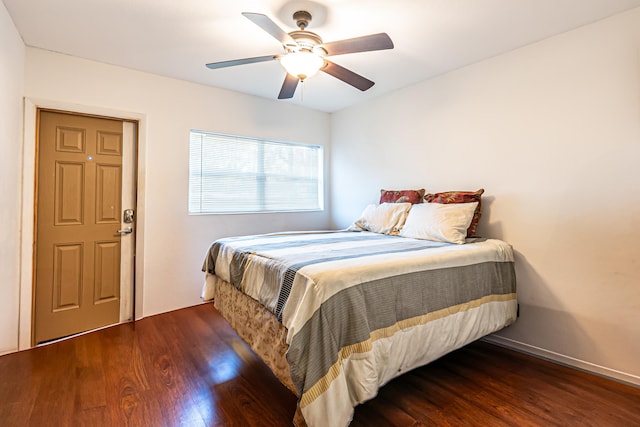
[189,130,323,214]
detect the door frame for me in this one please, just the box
[19,98,147,350]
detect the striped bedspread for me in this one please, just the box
[202,230,517,427]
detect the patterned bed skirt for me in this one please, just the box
[206,274,309,426]
[207,273,296,393]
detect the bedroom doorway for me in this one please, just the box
[33,110,137,344]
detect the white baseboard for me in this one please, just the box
[0,347,18,357]
[482,335,640,388]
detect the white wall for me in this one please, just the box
[22,48,331,324]
[0,2,24,355]
[331,9,640,383]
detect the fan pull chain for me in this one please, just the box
[300,80,304,101]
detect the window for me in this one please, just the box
[189,130,323,214]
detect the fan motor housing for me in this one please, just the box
[289,30,323,51]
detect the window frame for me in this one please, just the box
[188,129,324,215]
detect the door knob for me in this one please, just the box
[117,227,133,235]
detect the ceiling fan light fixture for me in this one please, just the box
[206,11,394,99]
[280,51,325,80]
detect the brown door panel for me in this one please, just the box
[35,111,124,344]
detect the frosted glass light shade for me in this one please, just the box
[280,51,324,80]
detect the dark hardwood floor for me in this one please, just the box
[1,303,638,426]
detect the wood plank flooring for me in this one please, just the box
[1,303,638,426]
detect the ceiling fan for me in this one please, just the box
[205,11,394,99]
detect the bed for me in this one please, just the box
[201,228,517,427]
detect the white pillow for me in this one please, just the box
[349,202,412,235]
[399,202,479,244]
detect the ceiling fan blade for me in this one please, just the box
[321,60,375,91]
[322,33,394,57]
[206,55,278,70]
[278,73,299,99]
[242,12,296,46]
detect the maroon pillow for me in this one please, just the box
[379,189,425,205]
[424,189,484,237]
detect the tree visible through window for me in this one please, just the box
[189,130,323,214]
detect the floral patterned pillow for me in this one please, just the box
[379,188,425,205]
[423,188,485,237]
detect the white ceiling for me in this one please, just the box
[4,0,640,112]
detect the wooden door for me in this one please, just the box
[34,110,129,344]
